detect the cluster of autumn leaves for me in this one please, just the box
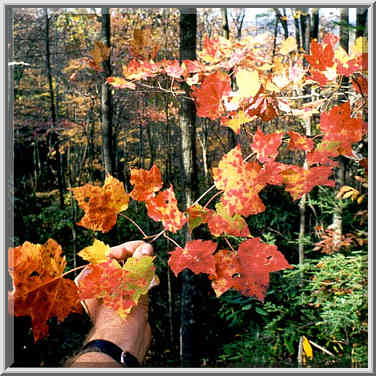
[9,32,367,342]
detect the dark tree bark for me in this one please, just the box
[293,9,301,50]
[274,8,289,39]
[356,8,368,38]
[300,8,310,52]
[44,8,64,208]
[100,8,114,176]
[332,8,350,248]
[221,8,230,39]
[310,8,319,41]
[179,8,199,367]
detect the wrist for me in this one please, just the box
[86,329,141,363]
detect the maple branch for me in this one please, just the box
[62,265,87,278]
[119,213,148,238]
[204,190,223,209]
[148,230,165,243]
[17,265,88,298]
[191,184,217,206]
[224,237,235,252]
[163,233,183,249]
[243,152,257,162]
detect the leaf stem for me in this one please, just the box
[163,233,183,249]
[204,190,223,209]
[224,237,235,252]
[148,230,165,243]
[119,213,148,238]
[191,184,217,206]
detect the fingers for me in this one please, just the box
[108,241,153,260]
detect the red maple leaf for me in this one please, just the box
[247,91,279,122]
[207,203,250,237]
[78,255,155,319]
[257,161,288,186]
[130,165,163,202]
[234,238,292,302]
[306,141,340,167]
[352,74,368,97]
[209,250,240,297]
[320,101,364,156]
[146,185,187,233]
[191,71,231,120]
[305,39,334,71]
[162,59,186,79]
[251,128,283,163]
[281,165,335,200]
[168,240,217,277]
[212,145,266,217]
[288,131,314,152]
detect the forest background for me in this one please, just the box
[6,6,369,368]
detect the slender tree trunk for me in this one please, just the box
[221,8,230,39]
[310,8,319,41]
[300,8,310,52]
[274,8,289,39]
[356,8,368,38]
[179,8,198,367]
[332,8,350,248]
[293,9,301,50]
[221,8,237,147]
[100,8,114,176]
[45,9,64,208]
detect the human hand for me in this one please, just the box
[75,241,154,364]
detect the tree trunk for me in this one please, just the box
[310,8,319,41]
[293,9,301,50]
[221,8,230,39]
[356,8,368,38]
[179,8,198,367]
[300,8,310,52]
[100,8,114,176]
[274,8,289,39]
[332,8,350,248]
[45,9,64,208]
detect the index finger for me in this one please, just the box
[108,241,154,260]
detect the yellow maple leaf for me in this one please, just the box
[236,69,260,99]
[352,36,368,55]
[302,336,313,359]
[279,36,297,55]
[78,239,110,264]
[222,111,254,134]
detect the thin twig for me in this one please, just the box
[163,232,183,249]
[119,213,148,238]
[308,339,335,357]
[191,184,217,206]
[204,190,223,209]
[149,230,165,243]
[224,237,235,252]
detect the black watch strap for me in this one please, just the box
[80,339,140,367]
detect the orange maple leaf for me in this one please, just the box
[78,255,155,320]
[212,145,266,217]
[8,239,82,342]
[71,175,129,233]
[209,249,240,297]
[145,186,187,233]
[207,203,250,237]
[130,165,163,202]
